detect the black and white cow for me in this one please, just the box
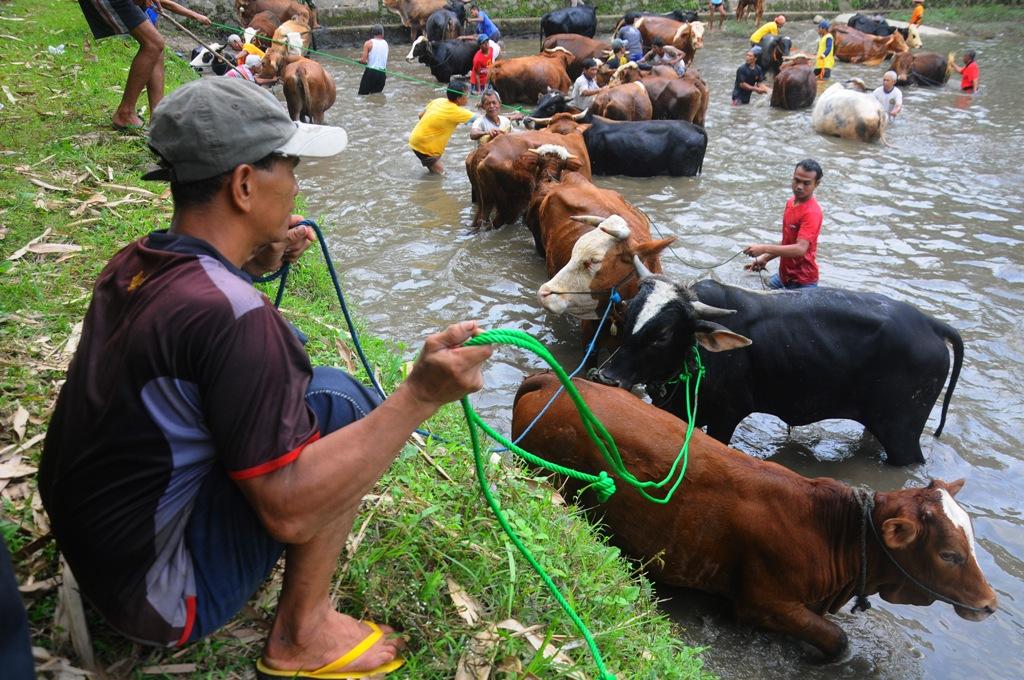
[593,263,964,466]
[405,36,477,83]
[189,43,232,76]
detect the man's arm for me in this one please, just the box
[358,39,371,64]
[160,0,210,24]
[743,240,810,270]
[235,321,492,544]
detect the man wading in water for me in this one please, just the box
[39,77,492,680]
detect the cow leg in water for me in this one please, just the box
[866,420,926,466]
[738,601,848,660]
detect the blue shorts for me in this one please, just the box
[768,273,818,290]
[183,367,382,643]
[78,0,148,39]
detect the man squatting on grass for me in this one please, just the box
[39,78,493,679]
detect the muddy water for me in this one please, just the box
[292,27,1022,680]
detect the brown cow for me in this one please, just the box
[735,0,764,25]
[235,0,317,28]
[521,146,671,340]
[512,373,998,658]
[280,57,336,124]
[830,24,909,66]
[542,33,611,80]
[606,64,707,126]
[465,114,591,232]
[246,10,281,52]
[634,17,705,65]
[589,81,652,121]
[891,51,955,87]
[770,57,816,109]
[261,19,312,78]
[489,48,574,105]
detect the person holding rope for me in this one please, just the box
[744,158,824,289]
[39,77,492,680]
[357,24,389,95]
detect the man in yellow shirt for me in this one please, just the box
[909,0,924,26]
[408,79,475,175]
[815,20,835,80]
[750,14,786,46]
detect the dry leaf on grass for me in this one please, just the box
[100,182,156,197]
[141,663,198,675]
[61,321,83,362]
[55,557,97,672]
[447,576,483,626]
[0,456,37,480]
[29,177,69,192]
[12,405,28,439]
[334,337,356,374]
[19,576,60,594]
[26,242,83,255]
[496,619,578,668]
[455,624,499,680]
[7,227,51,260]
[71,193,106,216]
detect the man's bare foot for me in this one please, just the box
[262,606,404,673]
[112,112,145,129]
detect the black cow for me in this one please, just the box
[425,9,461,42]
[189,44,231,76]
[527,96,707,177]
[848,13,911,41]
[755,34,792,78]
[405,36,476,83]
[541,5,597,43]
[593,271,964,466]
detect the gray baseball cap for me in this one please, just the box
[143,77,347,182]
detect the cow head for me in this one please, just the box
[874,480,996,621]
[538,216,674,319]
[543,46,576,68]
[886,29,910,55]
[593,263,751,389]
[189,43,225,74]
[891,52,914,85]
[905,24,922,49]
[406,35,432,63]
[689,21,705,50]
[526,89,572,124]
[608,62,641,86]
[516,144,584,183]
[445,0,467,25]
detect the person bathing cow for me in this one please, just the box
[744,159,824,289]
[816,20,835,80]
[732,49,769,106]
[408,78,476,175]
[469,90,522,145]
[874,70,903,122]
[570,58,606,112]
[357,25,389,96]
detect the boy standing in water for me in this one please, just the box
[358,25,389,95]
[952,50,979,92]
[408,79,475,175]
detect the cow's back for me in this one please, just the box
[513,372,832,593]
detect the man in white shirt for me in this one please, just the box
[569,58,604,112]
[873,70,903,122]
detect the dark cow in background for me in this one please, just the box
[424,8,462,42]
[771,57,816,109]
[513,373,997,658]
[594,272,964,466]
[755,34,792,78]
[542,33,611,80]
[540,5,597,47]
[891,51,955,87]
[527,95,707,178]
[383,0,466,39]
[406,36,477,82]
[848,12,901,37]
[489,48,575,104]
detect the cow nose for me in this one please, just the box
[590,368,619,387]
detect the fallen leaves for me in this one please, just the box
[11,405,28,439]
[448,576,484,626]
[55,557,97,673]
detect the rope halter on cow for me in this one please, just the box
[850,485,991,615]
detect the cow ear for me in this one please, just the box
[944,479,966,497]
[565,156,585,172]
[632,237,676,262]
[694,321,751,352]
[881,517,919,550]
[575,123,592,133]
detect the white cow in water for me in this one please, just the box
[812,80,886,143]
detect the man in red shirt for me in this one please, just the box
[744,158,824,289]
[470,36,493,94]
[952,50,979,92]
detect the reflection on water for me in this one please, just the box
[292,27,1023,680]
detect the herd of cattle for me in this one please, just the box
[199,2,997,660]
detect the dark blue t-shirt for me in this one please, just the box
[732,63,764,104]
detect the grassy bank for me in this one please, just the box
[0,0,709,678]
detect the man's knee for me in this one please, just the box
[133,21,165,52]
[306,367,382,436]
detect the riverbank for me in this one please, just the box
[0,1,708,678]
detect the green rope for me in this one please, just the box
[204,19,533,114]
[457,329,704,679]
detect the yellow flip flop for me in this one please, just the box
[255,622,405,679]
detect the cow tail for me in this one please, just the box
[931,319,963,437]
[297,66,311,124]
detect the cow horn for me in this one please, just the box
[571,215,604,225]
[525,148,541,155]
[691,301,736,319]
[528,115,553,126]
[571,111,587,121]
[633,255,653,280]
